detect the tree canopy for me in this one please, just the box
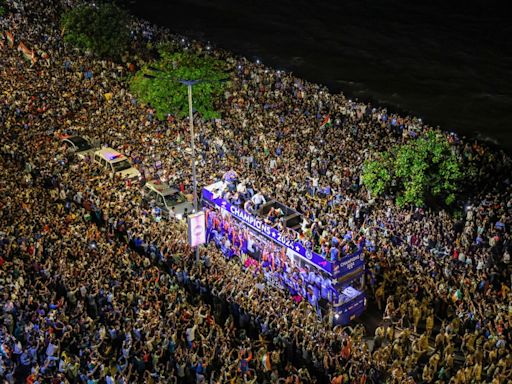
[130,49,229,120]
[0,0,6,16]
[362,131,464,208]
[61,2,130,59]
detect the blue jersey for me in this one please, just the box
[321,280,333,300]
[330,247,339,261]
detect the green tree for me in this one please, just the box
[130,49,229,120]
[0,0,6,16]
[61,2,130,59]
[362,131,463,207]
[361,153,392,197]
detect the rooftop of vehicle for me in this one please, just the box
[95,148,127,162]
[146,181,180,196]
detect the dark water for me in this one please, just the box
[126,0,512,149]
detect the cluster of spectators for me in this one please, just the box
[1,0,511,383]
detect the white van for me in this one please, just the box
[93,147,141,180]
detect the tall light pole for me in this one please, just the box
[144,72,228,265]
[179,80,201,219]
[178,79,228,264]
[179,80,201,264]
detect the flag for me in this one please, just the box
[18,42,36,64]
[320,114,331,128]
[6,31,14,48]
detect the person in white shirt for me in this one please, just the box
[46,336,59,358]
[251,192,266,210]
[244,199,254,214]
[169,206,176,220]
[186,324,197,348]
[237,180,249,202]
[237,181,247,195]
[311,177,319,195]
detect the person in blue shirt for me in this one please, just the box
[299,268,308,284]
[19,349,32,378]
[306,284,317,305]
[314,274,324,288]
[239,349,252,376]
[195,357,206,382]
[330,246,339,261]
[308,270,317,284]
[311,285,321,304]
[321,278,334,301]
[331,234,340,247]
[320,244,328,259]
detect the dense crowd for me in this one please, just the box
[1,0,511,383]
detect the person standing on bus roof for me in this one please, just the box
[252,192,266,210]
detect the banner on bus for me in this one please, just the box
[332,249,365,279]
[202,186,341,274]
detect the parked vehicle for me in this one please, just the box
[142,181,194,220]
[93,147,140,179]
[60,135,96,159]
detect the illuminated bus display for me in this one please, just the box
[202,179,366,325]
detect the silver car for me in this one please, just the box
[61,136,96,160]
[143,181,195,220]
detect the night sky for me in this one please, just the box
[125,0,512,149]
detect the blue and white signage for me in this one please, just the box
[203,185,365,276]
[332,249,365,279]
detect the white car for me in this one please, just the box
[93,147,141,180]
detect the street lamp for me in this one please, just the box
[143,71,228,264]
[178,80,201,223]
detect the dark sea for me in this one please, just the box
[125,0,512,150]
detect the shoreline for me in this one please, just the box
[123,0,512,153]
